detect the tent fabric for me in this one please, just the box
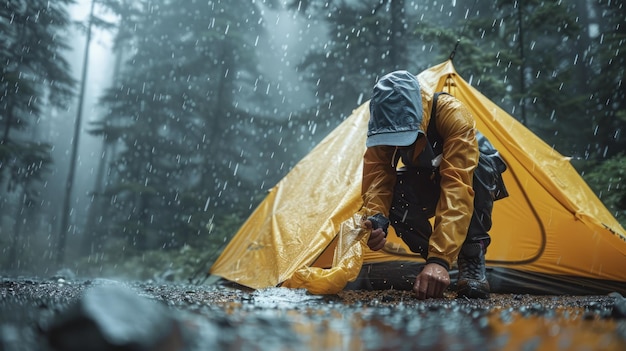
[208,105,369,291]
[282,214,368,294]
[209,60,626,295]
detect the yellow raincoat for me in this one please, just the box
[362,92,479,269]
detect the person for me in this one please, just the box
[361,70,499,300]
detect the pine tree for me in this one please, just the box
[94,0,280,251]
[0,0,74,268]
[283,0,530,143]
[0,0,74,184]
[586,0,625,159]
[470,0,586,156]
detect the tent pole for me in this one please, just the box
[449,0,478,62]
[449,39,460,61]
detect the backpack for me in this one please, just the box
[431,92,508,201]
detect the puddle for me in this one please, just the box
[177,288,626,351]
[1,279,626,350]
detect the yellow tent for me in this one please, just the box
[210,61,626,295]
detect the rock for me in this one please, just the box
[50,268,76,282]
[43,284,184,351]
[609,292,626,319]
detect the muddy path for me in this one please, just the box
[1,277,625,350]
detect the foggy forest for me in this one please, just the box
[1,0,624,281]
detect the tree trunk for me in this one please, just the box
[57,0,95,265]
[81,38,126,255]
[389,0,406,70]
[516,3,527,126]
[6,192,26,269]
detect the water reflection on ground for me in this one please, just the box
[181,286,626,351]
[1,279,625,351]
[279,306,626,350]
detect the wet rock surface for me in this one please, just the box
[1,277,626,350]
[43,284,183,351]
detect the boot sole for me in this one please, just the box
[456,281,490,299]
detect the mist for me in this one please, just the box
[0,0,624,280]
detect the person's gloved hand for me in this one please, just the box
[362,213,389,251]
[413,263,450,300]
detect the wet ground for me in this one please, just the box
[1,277,626,351]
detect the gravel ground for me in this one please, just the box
[1,277,626,351]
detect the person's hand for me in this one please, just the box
[362,219,387,251]
[413,263,450,299]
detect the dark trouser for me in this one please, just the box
[389,167,493,259]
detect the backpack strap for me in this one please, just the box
[429,92,510,201]
[426,92,447,157]
[401,92,447,171]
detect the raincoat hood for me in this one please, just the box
[366,70,424,147]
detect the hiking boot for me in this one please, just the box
[457,242,490,299]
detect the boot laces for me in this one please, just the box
[458,255,485,281]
